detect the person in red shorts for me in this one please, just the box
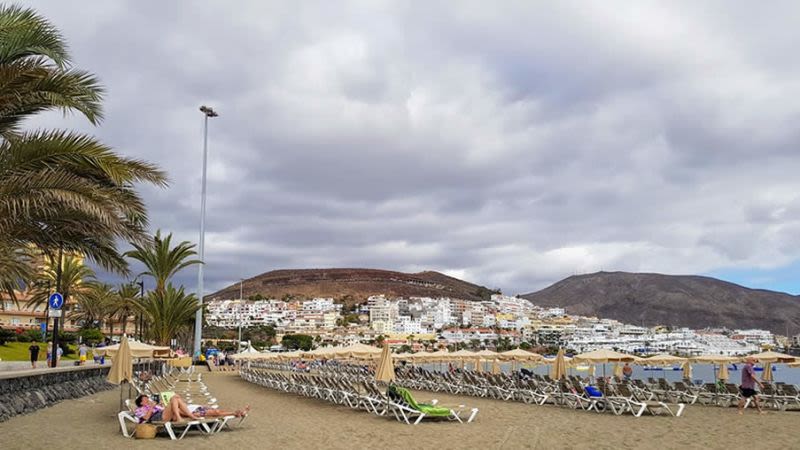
[738,356,765,415]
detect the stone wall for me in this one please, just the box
[0,362,157,422]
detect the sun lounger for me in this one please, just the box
[387,385,478,424]
[117,399,218,440]
[615,385,685,417]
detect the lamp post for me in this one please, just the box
[194,105,218,358]
[137,280,144,341]
[238,278,243,350]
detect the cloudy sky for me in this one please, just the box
[24,0,800,295]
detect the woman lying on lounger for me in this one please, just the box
[134,394,249,423]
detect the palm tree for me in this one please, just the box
[27,254,95,311]
[0,244,31,309]
[70,282,113,330]
[125,230,201,294]
[0,5,167,276]
[139,284,201,345]
[109,282,142,337]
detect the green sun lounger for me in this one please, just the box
[387,385,478,424]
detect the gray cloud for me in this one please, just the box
[25,0,800,295]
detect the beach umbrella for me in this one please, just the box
[278,350,303,360]
[341,343,382,360]
[107,336,133,384]
[499,348,543,372]
[682,362,693,379]
[762,363,774,382]
[106,336,133,411]
[573,349,637,381]
[613,363,623,378]
[718,363,729,381]
[573,349,638,364]
[375,343,395,383]
[475,349,499,359]
[475,358,483,373]
[749,351,797,364]
[690,355,738,364]
[427,349,451,362]
[642,354,687,366]
[550,348,567,380]
[96,340,172,359]
[498,348,540,361]
[491,359,501,375]
[449,349,477,369]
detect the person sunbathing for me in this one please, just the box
[134,394,249,423]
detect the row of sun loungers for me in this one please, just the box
[394,368,685,417]
[240,363,479,425]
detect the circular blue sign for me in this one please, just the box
[48,293,64,309]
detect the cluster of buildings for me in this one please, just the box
[205,293,784,356]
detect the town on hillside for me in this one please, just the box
[204,294,800,356]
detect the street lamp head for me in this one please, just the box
[199,105,219,117]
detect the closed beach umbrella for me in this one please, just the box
[550,348,567,380]
[375,343,395,383]
[588,364,596,378]
[718,363,729,381]
[613,363,623,378]
[682,362,693,379]
[762,363,773,382]
[106,336,134,411]
[107,336,133,384]
[491,359,501,374]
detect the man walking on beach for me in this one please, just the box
[29,341,40,368]
[738,356,765,415]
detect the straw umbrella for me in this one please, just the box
[643,354,687,366]
[375,343,395,383]
[573,348,638,384]
[106,336,133,410]
[491,359,501,375]
[718,363,730,381]
[749,351,796,382]
[500,348,543,372]
[682,361,693,379]
[762,363,774,382]
[550,348,567,380]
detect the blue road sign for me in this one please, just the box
[48,292,64,309]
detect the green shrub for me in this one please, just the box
[79,328,104,344]
[59,332,78,344]
[0,328,15,345]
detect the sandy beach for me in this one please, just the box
[0,372,797,450]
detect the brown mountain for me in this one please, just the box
[208,268,496,305]
[521,271,800,334]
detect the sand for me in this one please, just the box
[0,372,796,450]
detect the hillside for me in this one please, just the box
[208,268,496,305]
[521,271,800,334]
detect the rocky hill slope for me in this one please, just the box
[521,271,800,334]
[208,268,497,305]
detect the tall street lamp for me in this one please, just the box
[194,105,218,358]
[238,278,244,350]
[137,280,144,340]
